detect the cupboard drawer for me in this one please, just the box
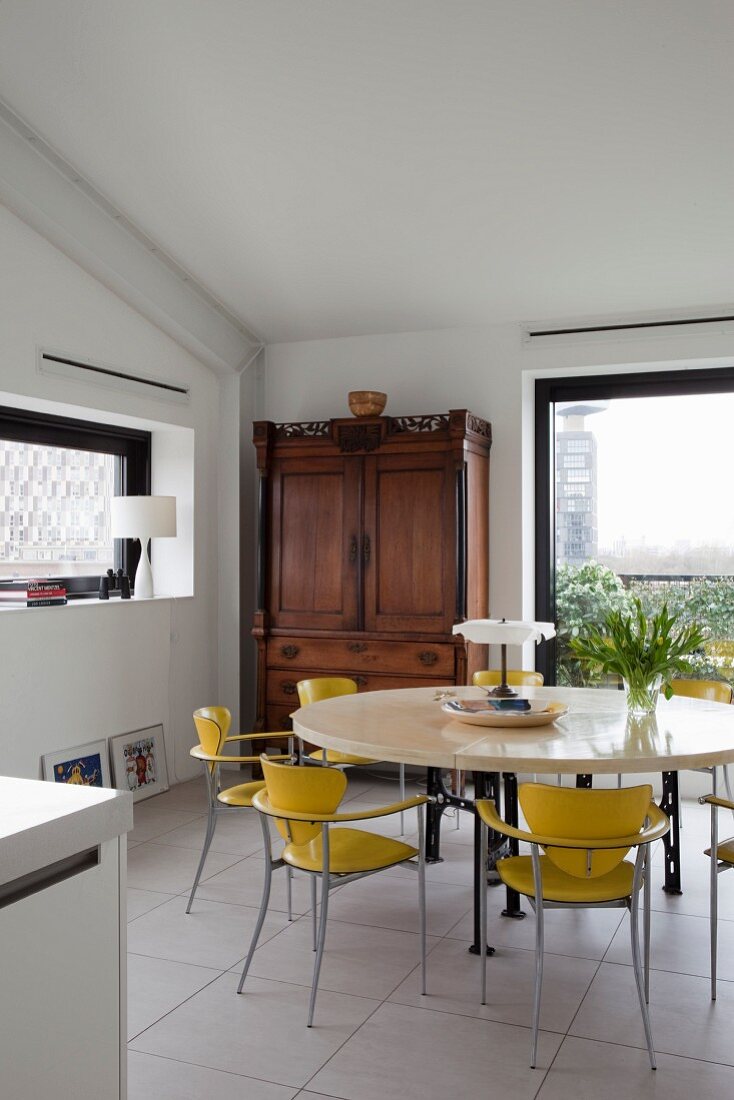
[266,669,455,706]
[267,637,456,677]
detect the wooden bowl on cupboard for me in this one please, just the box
[348,390,387,417]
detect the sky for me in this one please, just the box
[556,392,734,549]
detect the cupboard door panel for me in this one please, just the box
[269,459,360,631]
[363,453,455,634]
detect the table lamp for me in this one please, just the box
[110,495,177,599]
[452,618,556,697]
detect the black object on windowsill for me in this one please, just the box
[99,568,131,600]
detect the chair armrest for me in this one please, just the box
[700,794,734,812]
[476,799,669,849]
[225,733,290,743]
[252,791,428,823]
[190,746,291,764]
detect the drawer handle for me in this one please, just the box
[363,534,371,564]
[349,535,358,563]
[418,650,439,666]
[354,675,367,688]
[281,680,298,696]
[347,642,368,653]
[280,644,300,659]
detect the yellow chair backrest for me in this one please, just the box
[669,678,733,704]
[519,782,653,879]
[297,677,358,706]
[260,755,347,845]
[193,706,231,772]
[473,670,544,688]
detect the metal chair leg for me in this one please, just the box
[418,804,427,994]
[307,825,331,1026]
[631,848,656,1069]
[480,819,488,1005]
[400,762,406,835]
[453,769,462,829]
[529,844,544,1069]
[310,875,318,951]
[237,815,275,993]
[286,865,293,921]
[643,846,651,1004]
[710,768,719,1000]
[186,768,218,914]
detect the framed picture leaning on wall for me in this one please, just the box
[109,724,169,802]
[42,739,111,788]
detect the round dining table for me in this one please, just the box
[293,684,734,951]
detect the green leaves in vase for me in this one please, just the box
[568,597,706,698]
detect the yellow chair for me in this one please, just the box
[669,678,733,705]
[297,677,408,834]
[477,783,669,1069]
[699,789,734,999]
[186,707,292,914]
[237,755,428,1025]
[473,669,544,689]
[669,679,734,806]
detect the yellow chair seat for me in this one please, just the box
[218,780,266,808]
[705,837,734,865]
[307,748,379,766]
[499,853,635,903]
[283,828,418,874]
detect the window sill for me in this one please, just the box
[0,593,194,612]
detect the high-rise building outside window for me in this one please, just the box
[0,405,150,595]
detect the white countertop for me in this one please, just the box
[0,776,133,887]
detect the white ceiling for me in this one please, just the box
[0,1,732,345]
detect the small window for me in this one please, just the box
[0,405,150,596]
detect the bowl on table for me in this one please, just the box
[442,698,569,728]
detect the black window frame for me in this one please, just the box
[535,365,734,683]
[0,404,150,597]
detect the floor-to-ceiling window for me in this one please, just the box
[535,368,734,686]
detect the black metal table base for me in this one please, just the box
[425,767,527,955]
[500,771,525,919]
[660,770,682,894]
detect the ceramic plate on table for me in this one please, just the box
[442,699,569,728]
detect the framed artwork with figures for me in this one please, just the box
[109,725,169,802]
[42,739,111,788]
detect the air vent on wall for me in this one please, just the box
[38,351,190,406]
[524,312,734,346]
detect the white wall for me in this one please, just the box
[0,204,236,782]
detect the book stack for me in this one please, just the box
[0,580,68,608]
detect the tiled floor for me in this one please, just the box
[126,772,734,1099]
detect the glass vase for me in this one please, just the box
[623,673,663,717]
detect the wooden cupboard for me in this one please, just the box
[252,409,491,732]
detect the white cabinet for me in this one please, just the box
[0,779,132,1099]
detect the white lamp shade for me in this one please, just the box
[452,619,556,645]
[111,496,177,539]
